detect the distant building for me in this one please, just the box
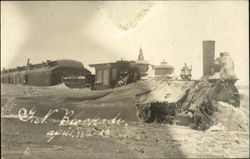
[1,59,90,86]
[136,47,150,76]
[154,59,174,75]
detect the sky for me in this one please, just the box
[1,1,249,85]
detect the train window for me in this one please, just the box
[96,70,103,83]
[111,68,117,81]
[103,69,109,85]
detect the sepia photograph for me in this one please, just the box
[1,1,249,158]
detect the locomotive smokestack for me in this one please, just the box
[202,40,215,76]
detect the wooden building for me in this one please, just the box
[1,59,90,86]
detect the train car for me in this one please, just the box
[89,60,141,90]
[1,59,91,86]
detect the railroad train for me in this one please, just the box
[1,59,145,90]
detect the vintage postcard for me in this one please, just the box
[1,1,249,158]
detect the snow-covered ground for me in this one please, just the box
[1,83,249,158]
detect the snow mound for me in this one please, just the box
[211,101,249,132]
